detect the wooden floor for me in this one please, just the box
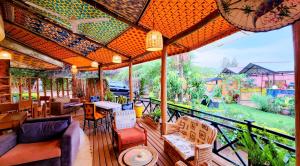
[72,112,233,166]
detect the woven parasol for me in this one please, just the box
[216,0,300,32]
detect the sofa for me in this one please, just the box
[51,97,80,115]
[0,116,80,166]
[162,116,217,166]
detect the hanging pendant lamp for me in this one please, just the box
[112,55,122,63]
[145,2,163,51]
[71,65,78,74]
[0,14,5,42]
[91,61,98,68]
[0,51,11,60]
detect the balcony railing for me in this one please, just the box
[133,97,295,166]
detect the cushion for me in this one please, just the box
[19,120,68,143]
[54,97,70,104]
[118,128,146,145]
[163,132,195,160]
[114,110,136,130]
[0,132,17,157]
[0,139,61,165]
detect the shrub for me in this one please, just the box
[212,86,222,98]
[251,94,281,113]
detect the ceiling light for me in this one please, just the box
[112,55,122,63]
[0,51,11,60]
[0,14,5,42]
[146,30,163,51]
[91,61,98,68]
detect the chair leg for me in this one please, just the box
[94,120,97,133]
[88,120,90,128]
[83,120,86,131]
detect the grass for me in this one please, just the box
[218,103,295,135]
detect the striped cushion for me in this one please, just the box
[114,110,136,130]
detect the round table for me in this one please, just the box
[118,146,158,166]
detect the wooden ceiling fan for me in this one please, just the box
[24,1,109,34]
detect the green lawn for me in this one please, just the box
[218,103,295,135]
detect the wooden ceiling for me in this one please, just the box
[1,0,238,70]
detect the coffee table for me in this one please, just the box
[118,146,158,166]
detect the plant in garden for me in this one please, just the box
[212,86,222,98]
[251,94,272,112]
[149,109,161,123]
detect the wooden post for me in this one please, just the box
[293,20,300,166]
[50,78,53,98]
[56,79,59,97]
[99,64,104,101]
[66,78,69,97]
[19,78,22,101]
[36,78,40,101]
[28,78,31,100]
[129,61,133,102]
[161,47,168,135]
[43,79,46,96]
[72,75,76,98]
[62,78,64,96]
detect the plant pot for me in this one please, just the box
[143,116,160,130]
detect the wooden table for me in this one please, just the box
[0,112,27,131]
[94,101,121,112]
[118,146,158,166]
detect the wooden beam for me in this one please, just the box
[8,1,131,59]
[129,61,133,101]
[293,20,300,166]
[165,10,219,46]
[99,64,104,101]
[160,46,168,135]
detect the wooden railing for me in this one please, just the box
[133,97,295,166]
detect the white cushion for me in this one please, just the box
[114,110,136,130]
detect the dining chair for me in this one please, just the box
[83,103,107,133]
[90,96,100,102]
[121,102,134,110]
[0,103,19,114]
[19,100,33,117]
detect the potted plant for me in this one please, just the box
[143,109,161,130]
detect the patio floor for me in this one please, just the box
[72,111,234,166]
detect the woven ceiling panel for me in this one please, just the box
[25,0,129,44]
[103,62,129,70]
[63,57,92,67]
[108,28,146,57]
[13,7,101,56]
[139,0,217,38]
[5,23,77,60]
[93,0,149,22]
[177,16,238,50]
[87,48,126,64]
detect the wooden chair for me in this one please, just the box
[19,100,33,117]
[0,103,19,114]
[83,103,106,133]
[39,96,51,107]
[112,110,147,152]
[33,103,47,118]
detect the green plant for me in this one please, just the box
[212,86,222,98]
[104,90,115,101]
[149,109,161,123]
[240,131,289,166]
[251,94,272,112]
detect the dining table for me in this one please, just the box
[0,111,27,133]
[93,101,122,128]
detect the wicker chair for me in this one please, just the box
[162,116,217,166]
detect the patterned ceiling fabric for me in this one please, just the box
[13,7,101,56]
[63,56,93,67]
[139,0,217,38]
[177,16,238,50]
[0,48,59,70]
[87,48,127,64]
[93,0,149,22]
[24,0,129,44]
[103,62,129,70]
[5,23,77,60]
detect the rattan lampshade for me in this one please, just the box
[216,0,300,32]
[0,15,5,42]
[112,55,122,63]
[0,51,11,60]
[146,30,163,51]
[91,61,98,68]
[71,67,78,74]
[71,65,77,69]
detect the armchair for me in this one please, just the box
[112,110,147,152]
[162,116,217,166]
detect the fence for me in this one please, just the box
[134,97,295,166]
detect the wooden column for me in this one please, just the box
[28,78,31,100]
[62,78,64,96]
[36,78,40,101]
[99,64,104,101]
[66,78,69,97]
[72,75,76,98]
[293,20,300,166]
[129,61,133,102]
[50,78,53,98]
[161,47,168,135]
[43,79,46,96]
[19,78,22,101]
[56,79,59,97]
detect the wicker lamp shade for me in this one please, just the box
[71,67,78,74]
[91,61,98,68]
[112,55,122,63]
[216,0,300,32]
[71,65,77,69]
[0,51,11,60]
[146,30,163,51]
[0,14,5,42]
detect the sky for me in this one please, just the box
[190,26,294,71]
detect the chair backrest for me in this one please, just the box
[83,103,96,120]
[90,96,100,102]
[114,110,136,130]
[175,116,217,144]
[0,103,19,113]
[40,96,50,102]
[19,100,32,111]
[121,102,133,110]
